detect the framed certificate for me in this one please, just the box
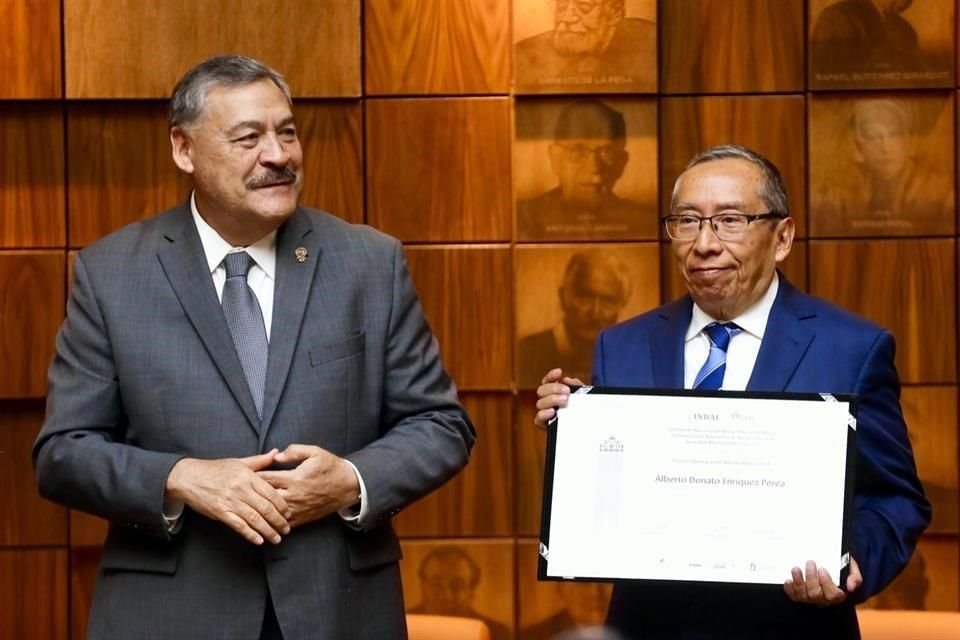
[538,387,857,587]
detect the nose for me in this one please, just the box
[260,132,291,166]
[691,218,723,253]
[558,1,580,23]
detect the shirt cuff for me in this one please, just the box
[162,499,185,534]
[337,460,368,528]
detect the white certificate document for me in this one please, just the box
[539,389,855,586]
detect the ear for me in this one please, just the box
[548,143,564,177]
[773,217,795,263]
[170,126,196,175]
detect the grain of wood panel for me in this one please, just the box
[861,536,959,611]
[70,511,108,547]
[515,392,546,535]
[809,239,956,384]
[70,547,102,640]
[67,103,191,247]
[0,251,65,398]
[64,0,360,98]
[366,98,512,242]
[297,101,363,224]
[405,246,512,390]
[0,550,68,639]
[810,0,955,90]
[809,93,955,238]
[515,244,660,389]
[0,104,66,247]
[395,393,513,537]
[660,0,804,94]
[662,240,808,303]
[516,539,612,637]
[365,0,510,94]
[0,401,68,546]
[901,387,959,534]
[660,96,807,237]
[400,539,515,639]
[0,0,62,98]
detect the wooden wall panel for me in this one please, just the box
[809,239,956,384]
[810,0,955,90]
[0,251,65,398]
[513,0,658,95]
[365,0,510,95]
[67,103,191,247]
[0,401,68,546]
[901,387,959,534]
[367,98,512,242]
[0,550,68,639]
[65,1,360,98]
[70,548,101,640]
[0,1,62,98]
[663,241,808,304]
[400,539,515,640]
[517,539,612,638]
[395,393,514,537]
[0,104,65,247]
[515,244,660,388]
[514,97,659,242]
[660,0,804,94]
[70,511,108,548]
[515,392,546,536]
[809,93,955,238]
[297,101,364,224]
[863,536,959,611]
[660,96,807,237]
[406,246,512,390]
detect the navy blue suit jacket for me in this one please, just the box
[593,277,930,639]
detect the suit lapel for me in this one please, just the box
[259,209,319,441]
[747,278,816,392]
[651,297,691,388]
[156,206,262,433]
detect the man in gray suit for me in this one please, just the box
[33,55,475,639]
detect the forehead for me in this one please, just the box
[198,79,292,128]
[674,158,764,209]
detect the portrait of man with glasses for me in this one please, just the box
[516,98,654,241]
[534,145,929,638]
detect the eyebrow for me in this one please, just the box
[674,201,749,213]
[226,116,296,137]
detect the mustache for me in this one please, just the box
[246,167,297,189]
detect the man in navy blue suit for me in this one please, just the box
[534,145,929,639]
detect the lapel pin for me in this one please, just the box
[295,247,308,263]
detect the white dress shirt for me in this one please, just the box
[683,273,780,391]
[163,196,368,530]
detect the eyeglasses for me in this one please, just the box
[555,143,622,166]
[661,211,785,241]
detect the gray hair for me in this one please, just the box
[169,55,292,129]
[670,144,790,218]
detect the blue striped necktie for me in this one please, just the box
[221,251,269,419]
[693,322,741,391]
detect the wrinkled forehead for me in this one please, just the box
[674,158,765,210]
[197,79,294,128]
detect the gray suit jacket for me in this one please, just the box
[34,203,476,639]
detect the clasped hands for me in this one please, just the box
[165,444,360,545]
[536,368,864,606]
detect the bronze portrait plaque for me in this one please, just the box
[514,0,657,94]
[515,244,659,389]
[809,0,954,89]
[809,93,954,237]
[515,98,658,242]
[401,541,515,640]
[518,541,613,638]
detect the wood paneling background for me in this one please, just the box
[2,1,959,637]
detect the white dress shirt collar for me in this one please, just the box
[190,192,277,278]
[686,272,780,341]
